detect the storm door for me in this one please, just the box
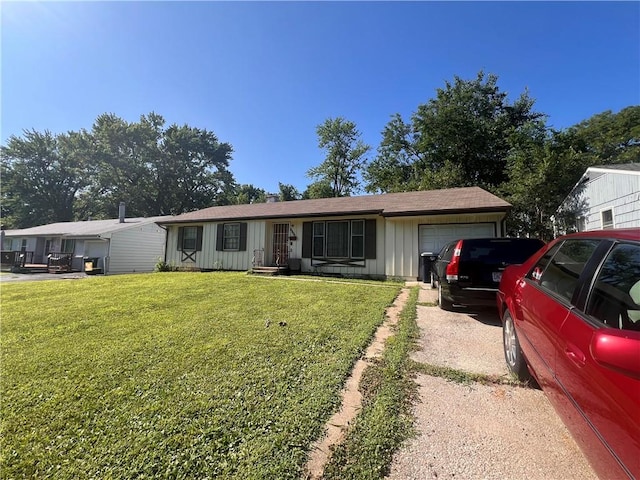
[272,223,290,266]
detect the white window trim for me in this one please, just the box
[600,207,615,230]
[182,226,198,251]
[312,219,365,260]
[223,223,241,251]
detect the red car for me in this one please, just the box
[497,229,640,479]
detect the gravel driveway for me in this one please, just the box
[387,284,597,480]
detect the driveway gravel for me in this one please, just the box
[386,284,597,480]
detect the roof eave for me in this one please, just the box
[157,209,385,225]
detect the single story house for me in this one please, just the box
[2,213,170,274]
[158,186,512,280]
[555,163,640,233]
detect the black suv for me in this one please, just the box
[432,237,545,310]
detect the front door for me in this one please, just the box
[272,223,289,266]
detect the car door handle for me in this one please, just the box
[565,343,586,368]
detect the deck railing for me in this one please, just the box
[47,253,74,272]
[0,250,35,268]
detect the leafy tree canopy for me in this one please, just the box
[301,180,335,200]
[1,113,235,228]
[307,117,370,197]
[234,184,266,204]
[365,71,542,193]
[278,182,301,201]
[1,130,91,228]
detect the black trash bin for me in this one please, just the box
[420,252,436,284]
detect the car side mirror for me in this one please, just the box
[591,330,640,380]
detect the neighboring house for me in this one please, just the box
[556,163,640,233]
[158,187,511,280]
[2,214,170,274]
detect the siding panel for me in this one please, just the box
[108,223,167,274]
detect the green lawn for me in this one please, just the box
[1,272,401,479]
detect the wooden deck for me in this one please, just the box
[1,251,75,274]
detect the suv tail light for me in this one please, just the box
[446,240,463,281]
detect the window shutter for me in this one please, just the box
[177,227,184,250]
[365,219,376,259]
[216,224,224,251]
[302,222,312,258]
[196,227,203,251]
[239,223,247,251]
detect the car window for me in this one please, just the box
[530,239,601,303]
[528,243,561,282]
[586,243,640,331]
[461,239,544,264]
[439,242,456,261]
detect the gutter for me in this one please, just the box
[381,206,511,218]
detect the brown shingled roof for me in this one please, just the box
[159,187,511,224]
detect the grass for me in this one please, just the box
[323,287,420,480]
[0,272,401,479]
[414,363,527,387]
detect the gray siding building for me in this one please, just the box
[556,163,640,233]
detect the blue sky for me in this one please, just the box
[2,1,639,194]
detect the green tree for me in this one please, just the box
[234,184,266,204]
[278,182,301,201]
[302,180,335,199]
[365,71,542,193]
[1,112,236,227]
[307,117,370,197]
[83,112,234,217]
[1,130,90,228]
[568,105,640,165]
[500,124,585,239]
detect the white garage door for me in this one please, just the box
[419,223,496,255]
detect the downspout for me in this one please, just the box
[157,224,169,265]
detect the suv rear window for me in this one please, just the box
[460,238,544,264]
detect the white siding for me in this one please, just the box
[165,213,506,279]
[165,221,266,271]
[582,172,640,230]
[107,222,166,274]
[385,213,505,280]
[165,216,386,277]
[298,216,385,278]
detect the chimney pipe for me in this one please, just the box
[119,202,126,223]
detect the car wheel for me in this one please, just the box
[438,283,453,311]
[502,309,531,382]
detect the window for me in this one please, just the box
[60,239,75,254]
[576,216,586,232]
[20,239,27,251]
[530,239,600,302]
[177,226,203,251]
[601,209,614,229]
[302,219,375,261]
[223,223,240,251]
[313,222,325,257]
[311,220,365,259]
[215,223,247,252]
[182,227,198,250]
[586,243,640,331]
[351,220,364,258]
